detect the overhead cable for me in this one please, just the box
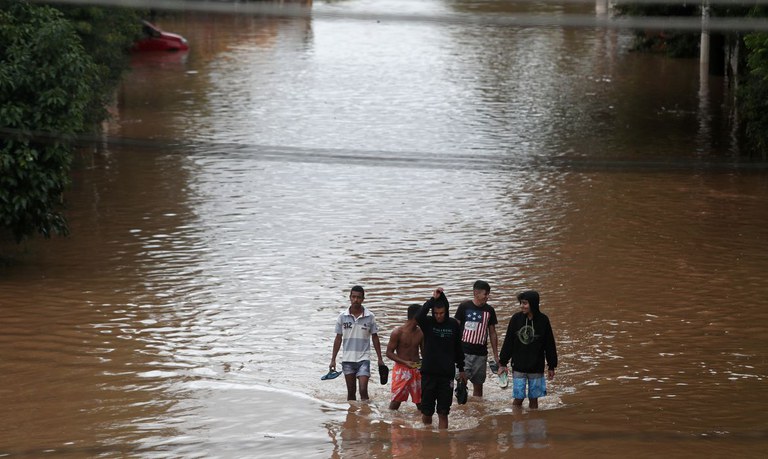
[30,0,768,32]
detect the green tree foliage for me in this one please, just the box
[1,1,144,241]
[741,32,768,158]
[613,3,753,57]
[52,5,143,125]
[0,0,98,241]
[613,3,700,57]
[744,32,768,83]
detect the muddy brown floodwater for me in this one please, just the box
[2,1,767,457]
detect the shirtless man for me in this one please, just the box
[386,304,424,410]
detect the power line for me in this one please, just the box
[29,0,768,32]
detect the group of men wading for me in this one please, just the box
[328,281,558,429]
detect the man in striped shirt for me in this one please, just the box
[329,285,385,401]
[454,280,500,398]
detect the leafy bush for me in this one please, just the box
[1,1,143,241]
[613,3,700,57]
[54,5,143,125]
[0,0,98,240]
[740,32,768,158]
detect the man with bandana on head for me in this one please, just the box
[498,290,558,409]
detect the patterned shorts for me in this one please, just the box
[391,363,422,403]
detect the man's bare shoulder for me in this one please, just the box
[402,324,423,339]
[390,325,404,337]
[392,323,421,338]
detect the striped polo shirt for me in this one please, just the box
[335,307,379,363]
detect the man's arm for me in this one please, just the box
[416,299,432,325]
[416,288,442,326]
[385,328,416,367]
[330,334,342,369]
[544,319,558,380]
[419,334,424,362]
[372,333,385,365]
[453,303,463,324]
[454,319,467,383]
[498,318,514,373]
[489,324,500,365]
[385,329,401,363]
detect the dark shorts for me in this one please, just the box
[420,373,453,416]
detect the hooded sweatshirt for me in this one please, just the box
[498,290,558,374]
[416,291,465,377]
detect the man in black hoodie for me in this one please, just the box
[416,287,467,429]
[498,290,557,409]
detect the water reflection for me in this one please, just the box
[325,403,551,457]
[510,418,548,449]
[330,404,391,457]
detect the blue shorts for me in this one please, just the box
[512,372,546,399]
[342,360,371,377]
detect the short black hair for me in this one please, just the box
[407,304,420,319]
[473,280,491,293]
[350,285,365,297]
[432,302,447,312]
[517,290,540,313]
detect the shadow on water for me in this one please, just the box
[28,133,768,172]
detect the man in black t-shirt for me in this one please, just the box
[454,280,500,398]
[415,288,466,429]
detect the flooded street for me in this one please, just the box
[2,0,767,457]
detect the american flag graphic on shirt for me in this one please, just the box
[461,309,490,345]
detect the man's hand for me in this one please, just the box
[547,369,555,380]
[458,371,467,384]
[498,365,509,376]
[433,287,444,299]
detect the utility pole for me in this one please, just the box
[700,0,710,70]
[596,0,609,16]
[698,0,712,154]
